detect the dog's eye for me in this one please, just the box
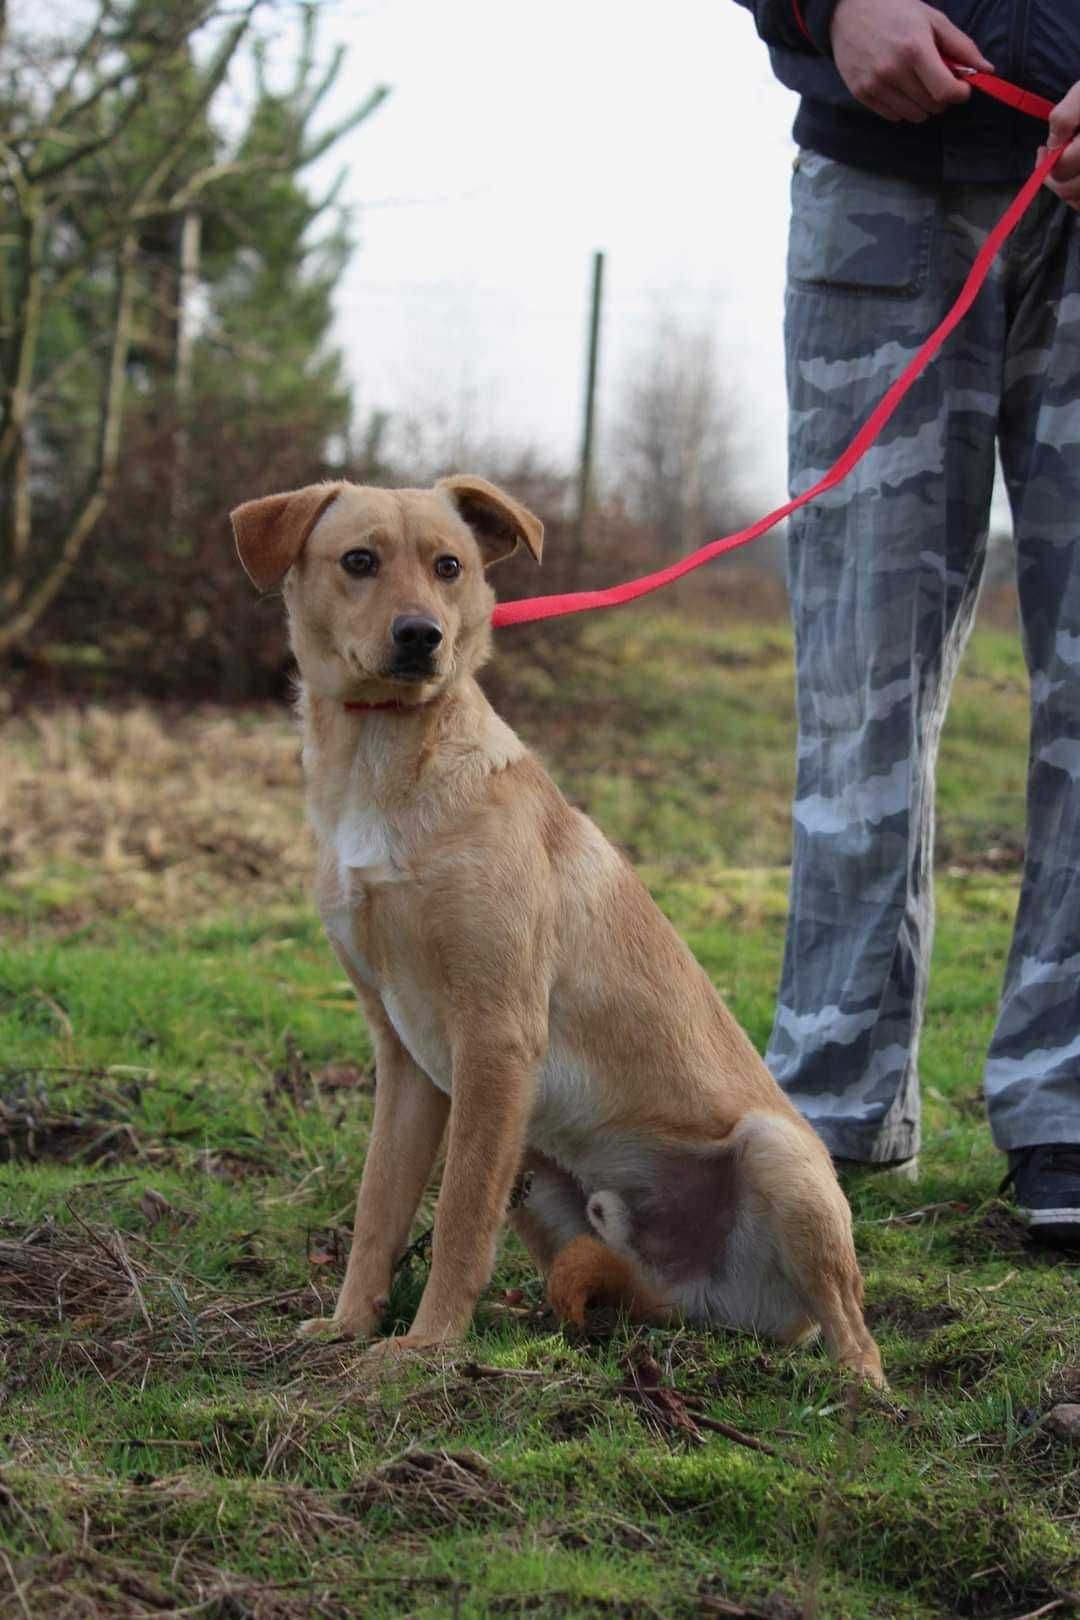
[434,555,461,581]
[341,549,378,578]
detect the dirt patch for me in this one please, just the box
[546,1400,609,1442]
[191,1143,276,1180]
[911,1321,1002,1389]
[0,1071,145,1167]
[1048,1366,1080,1406]
[865,1292,961,1339]
[0,1215,351,1387]
[557,1514,658,1554]
[948,1201,1069,1267]
[917,1345,998,1389]
[486,1597,654,1617]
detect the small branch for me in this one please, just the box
[124,9,256,215]
[111,1231,153,1331]
[142,153,292,217]
[691,1412,785,1458]
[462,1362,550,1381]
[293,85,391,171]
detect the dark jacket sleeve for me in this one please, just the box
[730,0,840,56]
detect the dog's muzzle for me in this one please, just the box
[389,614,443,678]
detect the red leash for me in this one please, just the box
[491,70,1059,630]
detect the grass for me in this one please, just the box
[0,606,1077,1618]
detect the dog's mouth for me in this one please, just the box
[343,645,444,690]
[382,654,440,684]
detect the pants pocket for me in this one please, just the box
[788,150,936,300]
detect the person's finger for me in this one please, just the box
[861,96,902,123]
[928,13,994,74]
[1048,83,1080,151]
[1047,174,1080,206]
[848,60,936,119]
[888,71,939,117]
[912,46,972,109]
[1048,136,1080,186]
[874,84,934,123]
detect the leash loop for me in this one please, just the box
[491,69,1060,630]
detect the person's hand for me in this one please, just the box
[1039,83,1080,209]
[830,0,992,124]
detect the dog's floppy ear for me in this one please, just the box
[230,483,341,591]
[436,474,543,569]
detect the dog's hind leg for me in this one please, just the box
[734,1114,885,1386]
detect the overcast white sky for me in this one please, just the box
[261,0,800,509]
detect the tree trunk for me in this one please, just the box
[0,232,138,657]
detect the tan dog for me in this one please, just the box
[230,476,883,1384]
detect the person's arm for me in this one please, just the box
[827,0,992,122]
[1041,84,1080,210]
[730,0,840,56]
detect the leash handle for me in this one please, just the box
[953,67,1054,123]
[492,69,1060,630]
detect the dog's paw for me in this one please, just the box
[837,1345,887,1390]
[296,1316,368,1342]
[362,1333,449,1364]
[297,1290,388,1342]
[296,1317,343,1340]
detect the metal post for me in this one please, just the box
[575,250,605,560]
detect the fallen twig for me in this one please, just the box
[462,1362,550,1381]
[863,1201,967,1226]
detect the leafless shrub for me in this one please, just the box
[610,315,746,559]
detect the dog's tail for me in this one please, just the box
[546,1235,674,1327]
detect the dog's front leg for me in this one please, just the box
[300,1007,449,1340]
[372,1031,538,1357]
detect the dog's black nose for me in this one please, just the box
[392,615,443,654]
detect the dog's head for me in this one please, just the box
[230,476,543,703]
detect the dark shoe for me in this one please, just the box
[1000,1144,1080,1252]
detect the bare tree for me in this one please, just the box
[0,0,386,658]
[610,315,739,559]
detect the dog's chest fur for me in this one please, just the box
[316,802,410,990]
[316,799,606,1160]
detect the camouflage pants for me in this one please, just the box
[765,149,1080,1161]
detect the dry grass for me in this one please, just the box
[0,1214,158,1330]
[0,705,309,925]
[0,610,1036,937]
